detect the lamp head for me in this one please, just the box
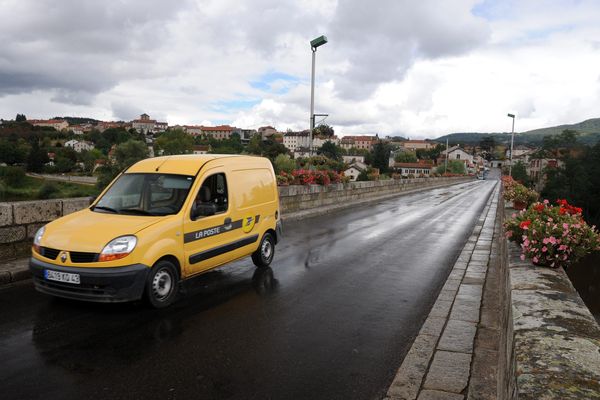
[507,113,515,118]
[310,35,328,49]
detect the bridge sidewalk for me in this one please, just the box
[0,257,30,285]
[386,182,501,400]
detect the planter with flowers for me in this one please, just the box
[502,176,538,210]
[504,199,600,268]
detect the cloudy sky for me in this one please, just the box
[1,0,600,138]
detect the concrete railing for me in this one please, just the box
[498,197,600,398]
[0,176,473,261]
[279,176,472,214]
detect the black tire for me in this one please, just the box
[144,260,179,308]
[252,233,275,268]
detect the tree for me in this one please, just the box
[81,149,104,175]
[246,135,263,155]
[314,124,334,138]
[319,141,343,161]
[394,151,417,163]
[154,128,193,155]
[371,141,393,173]
[273,154,296,174]
[511,161,529,185]
[436,160,466,175]
[15,114,27,122]
[115,140,148,170]
[27,139,49,173]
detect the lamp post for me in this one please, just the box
[309,35,327,155]
[507,113,515,177]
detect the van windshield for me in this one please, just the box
[92,173,194,216]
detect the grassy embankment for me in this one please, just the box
[0,175,100,202]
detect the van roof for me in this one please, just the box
[126,154,248,176]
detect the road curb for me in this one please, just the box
[0,258,31,286]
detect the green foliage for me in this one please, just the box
[80,149,104,175]
[273,154,295,175]
[436,160,466,175]
[207,132,244,154]
[542,141,600,226]
[357,169,370,181]
[0,166,26,187]
[394,151,417,163]
[55,147,78,173]
[319,141,343,161]
[15,114,27,122]
[0,138,30,165]
[314,124,334,138]
[37,181,60,199]
[154,128,193,155]
[246,136,288,160]
[371,141,393,173]
[511,161,529,185]
[26,139,49,173]
[115,140,148,170]
[295,155,345,172]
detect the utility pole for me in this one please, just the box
[445,138,449,173]
[507,113,515,177]
[309,35,327,155]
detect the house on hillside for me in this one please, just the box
[65,140,94,153]
[394,161,433,177]
[28,119,69,131]
[400,140,435,151]
[344,162,368,182]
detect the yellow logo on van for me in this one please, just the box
[242,215,255,233]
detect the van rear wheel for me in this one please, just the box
[144,260,179,308]
[252,233,275,268]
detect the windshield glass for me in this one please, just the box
[93,173,194,216]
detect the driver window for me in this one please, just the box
[195,173,228,214]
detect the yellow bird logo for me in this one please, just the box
[242,215,255,233]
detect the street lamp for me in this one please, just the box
[309,35,328,155]
[507,113,515,177]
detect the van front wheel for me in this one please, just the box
[144,260,179,308]
[252,233,275,268]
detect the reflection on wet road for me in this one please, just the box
[0,179,497,400]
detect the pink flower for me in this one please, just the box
[520,254,526,261]
[563,223,569,230]
[542,246,548,253]
[548,217,553,222]
[548,236,557,244]
[543,199,549,204]
[533,256,539,263]
[511,213,517,218]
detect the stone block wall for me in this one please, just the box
[0,198,91,260]
[278,176,471,214]
[499,198,600,398]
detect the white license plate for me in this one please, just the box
[44,270,81,285]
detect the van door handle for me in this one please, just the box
[224,218,232,226]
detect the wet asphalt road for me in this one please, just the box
[0,179,497,400]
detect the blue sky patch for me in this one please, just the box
[250,71,300,94]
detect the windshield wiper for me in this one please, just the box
[118,208,155,216]
[92,206,119,214]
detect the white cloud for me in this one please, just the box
[1,0,599,138]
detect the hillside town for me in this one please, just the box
[0,113,561,192]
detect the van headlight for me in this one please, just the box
[32,226,45,254]
[98,235,137,262]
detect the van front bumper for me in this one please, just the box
[29,257,150,303]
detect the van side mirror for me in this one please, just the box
[191,203,217,220]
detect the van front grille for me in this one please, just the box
[69,252,99,263]
[40,247,60,260]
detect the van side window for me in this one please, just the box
[195,173,228,214]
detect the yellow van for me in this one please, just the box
[29,155,282,308]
